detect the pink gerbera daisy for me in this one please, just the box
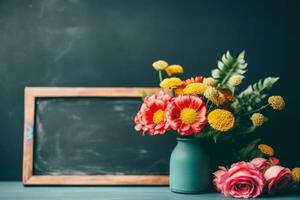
[166,95,207,135]
[134,91,173,135]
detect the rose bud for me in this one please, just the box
[264,165,292,195]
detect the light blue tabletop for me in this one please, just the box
[0,182,299,200]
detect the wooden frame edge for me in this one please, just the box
[23,87,160,97]
[23,87,35,184]
[24,175,169,185]
[22,87,168,185]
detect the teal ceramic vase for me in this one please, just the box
[170,137,210,194]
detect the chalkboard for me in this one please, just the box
[23,87,175,185]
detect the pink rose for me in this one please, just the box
[212,166,227,192]
[250,158,270,171]
[250,157,280,171]
[220,162,265,198]
[264,165,291,195]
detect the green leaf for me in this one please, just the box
[237,126,257,135]
[238,138,261,160]
[232,77,279,112]
[197,128,218,139]
[211,50,248,88]
[213,132,222,143]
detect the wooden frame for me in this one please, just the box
[22,87,169,185]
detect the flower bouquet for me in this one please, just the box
[133,51,299,196]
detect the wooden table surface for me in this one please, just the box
[0,182,299,200]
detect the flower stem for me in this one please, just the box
[158,71,163,82]
[172,88,176,97]
[244,104,270,115]
[208,101,214,112]
[205,99,211,108]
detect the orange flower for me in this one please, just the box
[165,64,184,76]
[219,89,235,102]
[175,86,185,95]
[175,76,204,95]
[185,76,204,85]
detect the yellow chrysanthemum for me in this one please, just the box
[160,77,183,89]
[229,75,244,86]
[258,144,275,156]
[291,167,300,183]
[152,60,169,71]
[204,87,226,106]
[165,64,184,76]
[208,109,235,132]
[268,96,285,110]
[203,77,216,86]
[183,83,208,95]
[251,113,265,127]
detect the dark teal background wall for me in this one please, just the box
[0,0,299,180]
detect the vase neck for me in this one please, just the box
[176,137,199,144]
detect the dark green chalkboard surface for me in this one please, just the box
[33,97,175,176]
[23,87,174,185]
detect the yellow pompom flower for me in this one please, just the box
[291,167,300,183]
[258,144,275,156]
[160,77,183,89]
[208,109,235,132]
[251,113,265,127]
[229,75,244,86]
[268,96,285,110]
[183,83,208,95]
[203,77,216,86]
[165,64,184,76]
[152,60,169,71]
